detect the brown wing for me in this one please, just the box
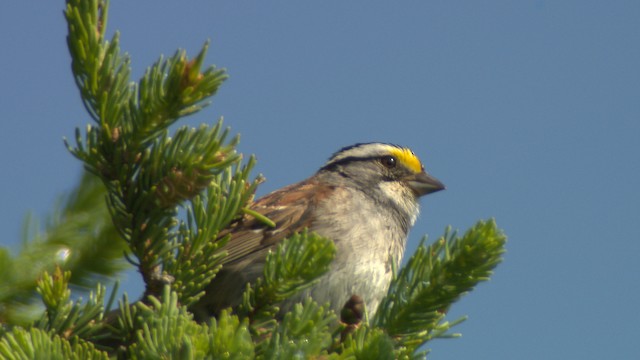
[219,177,335,265]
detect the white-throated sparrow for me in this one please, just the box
[193,142,444,319]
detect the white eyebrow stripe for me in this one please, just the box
[326,143,397,165]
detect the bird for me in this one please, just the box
[192,142,445,320]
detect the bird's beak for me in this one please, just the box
[405,171,445,196]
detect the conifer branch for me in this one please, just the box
[206,309,255,359]
[115,287,255,359]
[33,268,108,345]
[0,172,125,326]
[62,0,249,303]
[258,299,335,358]
[163,155,261,307]
[0,327,108,360]
[65,0,130,126]
[373,219,507,354]
[338,326,397,359]
[136,44,227,144]
[237,231,336,334]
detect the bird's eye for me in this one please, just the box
[381,155,397,168]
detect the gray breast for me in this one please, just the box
[282,187,411,316]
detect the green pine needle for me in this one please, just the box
[238,231,336,332]
[0,328,108,360]
[373,219,507,352]
[259,299,335,358]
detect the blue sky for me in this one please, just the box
[1,1,639,358]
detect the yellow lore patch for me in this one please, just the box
[388,147,423,173]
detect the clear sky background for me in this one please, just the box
[1,1,639,358]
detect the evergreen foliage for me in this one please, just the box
[0,327,108,360]
[0,0,507,358]
[237,230,336,332]
[0,171,125,327]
